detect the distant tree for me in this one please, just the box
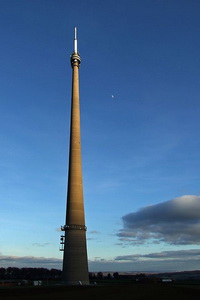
[6,267,20,279]
[0,267,62,281]
[89,272,96,279]
[50,268,62,279]
[0,268,6,279]
[97,272,103,279]
[113,272,119,278]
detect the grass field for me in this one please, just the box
[0,283,200,300]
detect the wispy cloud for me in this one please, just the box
[113,249,200,272]
[88,230,101,234]
[87,230,101,241]
[32,243,50,247]
[118,195,200,245]
[89,249,200,272]
[115,249,200,261]
[0,255,62,269]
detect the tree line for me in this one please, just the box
[0,267,62,280]
[0,268,120,281]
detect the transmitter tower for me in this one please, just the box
[61,28,89,285]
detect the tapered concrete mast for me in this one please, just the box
[61,27,89,285]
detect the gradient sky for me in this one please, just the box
[1,0,200,272]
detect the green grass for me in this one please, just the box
[0,283,200,300]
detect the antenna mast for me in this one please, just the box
[71,27,81,67]
[74,27,78,53]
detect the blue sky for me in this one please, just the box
[1,0,200,272]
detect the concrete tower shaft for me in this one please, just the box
[62,28,89,285]
[66,53,85,226]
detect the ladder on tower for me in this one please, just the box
[59,235,65,251]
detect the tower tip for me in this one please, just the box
[74,27,77,39]
[74,27,78,53]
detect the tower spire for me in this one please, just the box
[61,28,89,285]
[74,26,77,53]
[70,27,81,68]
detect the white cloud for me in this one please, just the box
[118,195,200,245]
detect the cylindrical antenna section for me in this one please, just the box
[74,27,78,53]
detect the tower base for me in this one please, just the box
[62,228,89,285]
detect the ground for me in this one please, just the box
[0,283,200,300]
